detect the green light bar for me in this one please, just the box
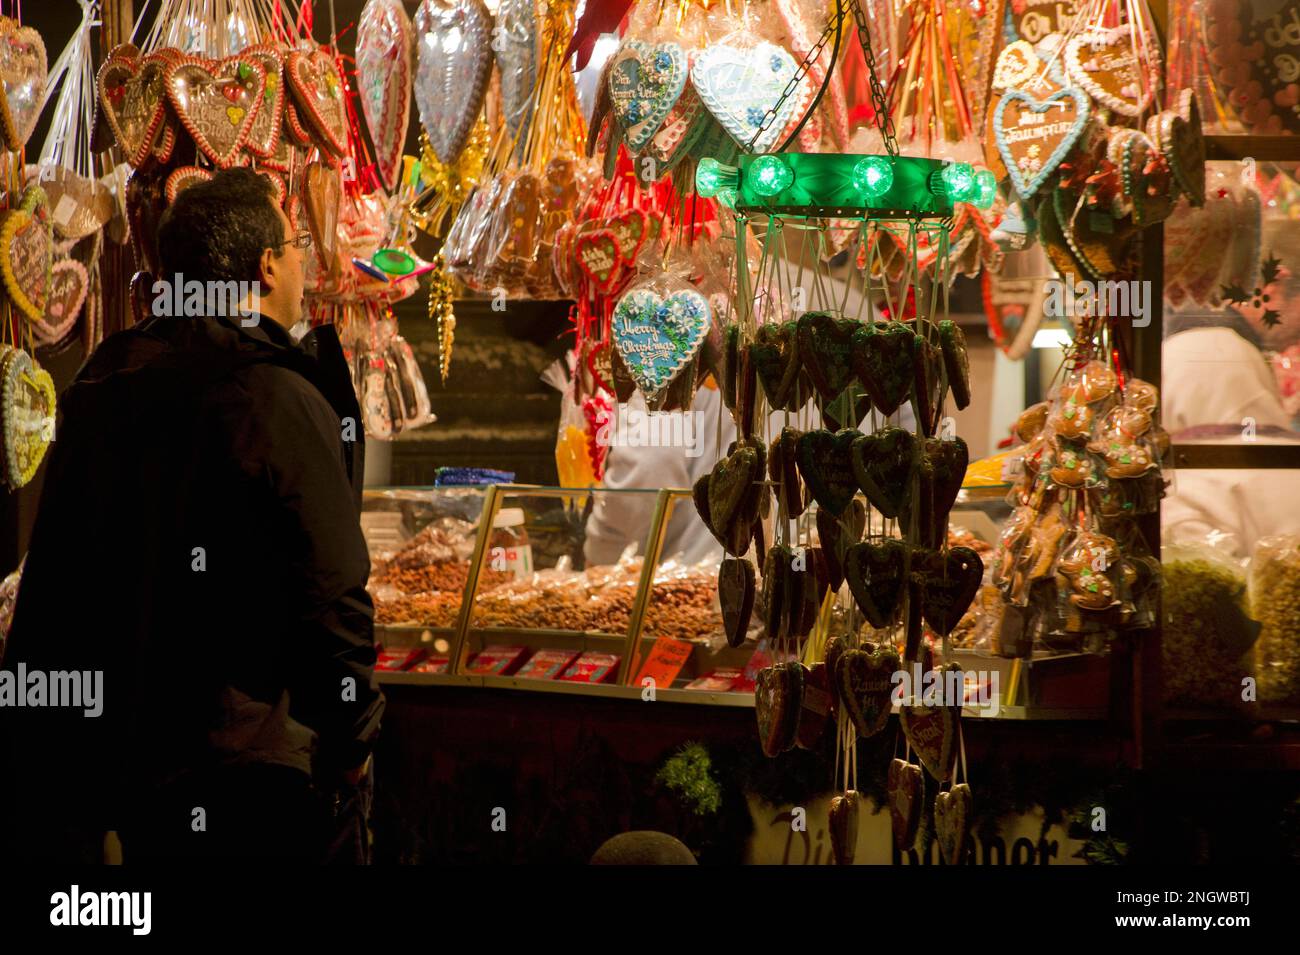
[730,153,956,219]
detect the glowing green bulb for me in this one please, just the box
[749,155,794,197]
[974,169,997,209]
[695,157,728,198]
[852,155,894,198]
[941,162,977,202]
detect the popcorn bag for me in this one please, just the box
[1250,535,1300,705]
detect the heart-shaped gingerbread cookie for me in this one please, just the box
[795,661,833,750]
[0,20,46,151]
[827,789,862,865]
[285,48,348,157]
[32,257,88,346]
[837,641,899,738]
[888,757,923,851]
[720,556,756,648]
[899,700,958,781]
[166,54,268,168]
[796,429,859,517]
[0,185,53,323]
[1,345,56,490]
[97,51,170,168]
[852,321,915,416]
[749,321,802,410]
[914,545,983,636]
[935,782,973,865]
[844,539,908,629]
[851,427,916,519]
[755,662,802,756]
[797,311,859,403]
[993,82,1091,198]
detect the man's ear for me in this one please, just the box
[259,247,278,292]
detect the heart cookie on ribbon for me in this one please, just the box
[164,165,214,205]
[844,539,908,629]
[166,55,267,168]
[1,346,55,490]
[795,661,833,749]
[0,20,46,150]
[755,662,802,757]
[692,39,807,153]
[97,52,169,168]
[797,312,859,403]
[575,230,621,292]
[286,48,348,158]
[239,45,286,162]
[720,556,756,648]
[852,321,915,416]
[769,426,805,518]
[888,758,923,850]
[994,82,1090,198]
[357,0,414,190]
[837,641,899,739]
[302,161,340,271]
[850,427,916,519]
[1065,27,1159,117]
[935,783,973,865]
[414,0,494,166]
[607,40,687,152]
[33,258,88,347]
[750,321,802,411]
[796,428,859,517]
[914,545,984,637]
[0,185,52,323]
[899,700,958,781]
[827,789,862,865]
[709,445,762,543]
[611,282,711,400]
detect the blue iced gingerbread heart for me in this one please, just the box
[691,40,802,154]
[611,286,710,399]
[607,40,687,152]
[994,83,1090,199]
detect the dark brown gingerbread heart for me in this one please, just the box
[888,757,924,850]
[935,782,973,865]
[755,663,801,757]
[796,429,860,517]
[795,660,833,750]
[769,426,805,518]
[915,545,983,637]
[708,446,760,543]
[828,789,862,865]
[851,427,917,519]
[939,320,971,410]
[852,321,915,416]
[837,641,899,738]
[749,321,801,410]
[719,557,756,648]
[722,323,741,413]
[899,700,958,781]
[844,539,908,629]
[912,336,946,437]
[797,311,859,402]
[762,544,793,641]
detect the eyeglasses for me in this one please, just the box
[280,230,313,250]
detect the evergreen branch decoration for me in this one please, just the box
[656,742,723,817]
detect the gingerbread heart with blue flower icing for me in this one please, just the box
[612,283,710,400]
[691,39,806,154]
[607,40,687,152]
[993,81,1090,199]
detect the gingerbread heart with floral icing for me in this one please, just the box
[286,48,349,157]
[166,55,267,168]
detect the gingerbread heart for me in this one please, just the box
[797,311,859,403]
[749,321,802,410]
[574,230,621,292]
[912,336,946,437]
[852,321,914,416]
[915,546,983,636]
[1,346,55,489]
[302,161,340,272]
[97,52,169,167]
[935,783,973,865]
[796,429,859,517]
[938,320,971,410]
[816,498,866,592]
[413,0,494,166]
[692,38,807,154]
[285,48,348,157]
[888,758,923,850]
[911,436,969,546]
[0,21,46,150]
[163,165,214,205]
[762,543,792,640]
[33,257,88,346]
[240,45,286,162]
[755,662,802,756]
[719,557,756,648]
[850,427,916,519]
[795,661,833,750]
[692,473,729,550]
[709,445,761,542]
[607,40,687,151]
[993,82,1091,198]
[844,539,908,629]
[356,0,413,190]
[837,641,899,738]
[0,185,52,323]
[166,55,267,168]
[768,426,804,518]
[612,283,711,401]
[1065,27,1159,117]
[827,789,862,865]
[899,701,958,781]
[606,209,649,266]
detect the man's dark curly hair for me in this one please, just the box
[157,167,285,284]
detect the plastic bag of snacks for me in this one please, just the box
[1250,535,1300,705]
[1164,534,1257,711]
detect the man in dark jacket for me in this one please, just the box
[0,168,383,862]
